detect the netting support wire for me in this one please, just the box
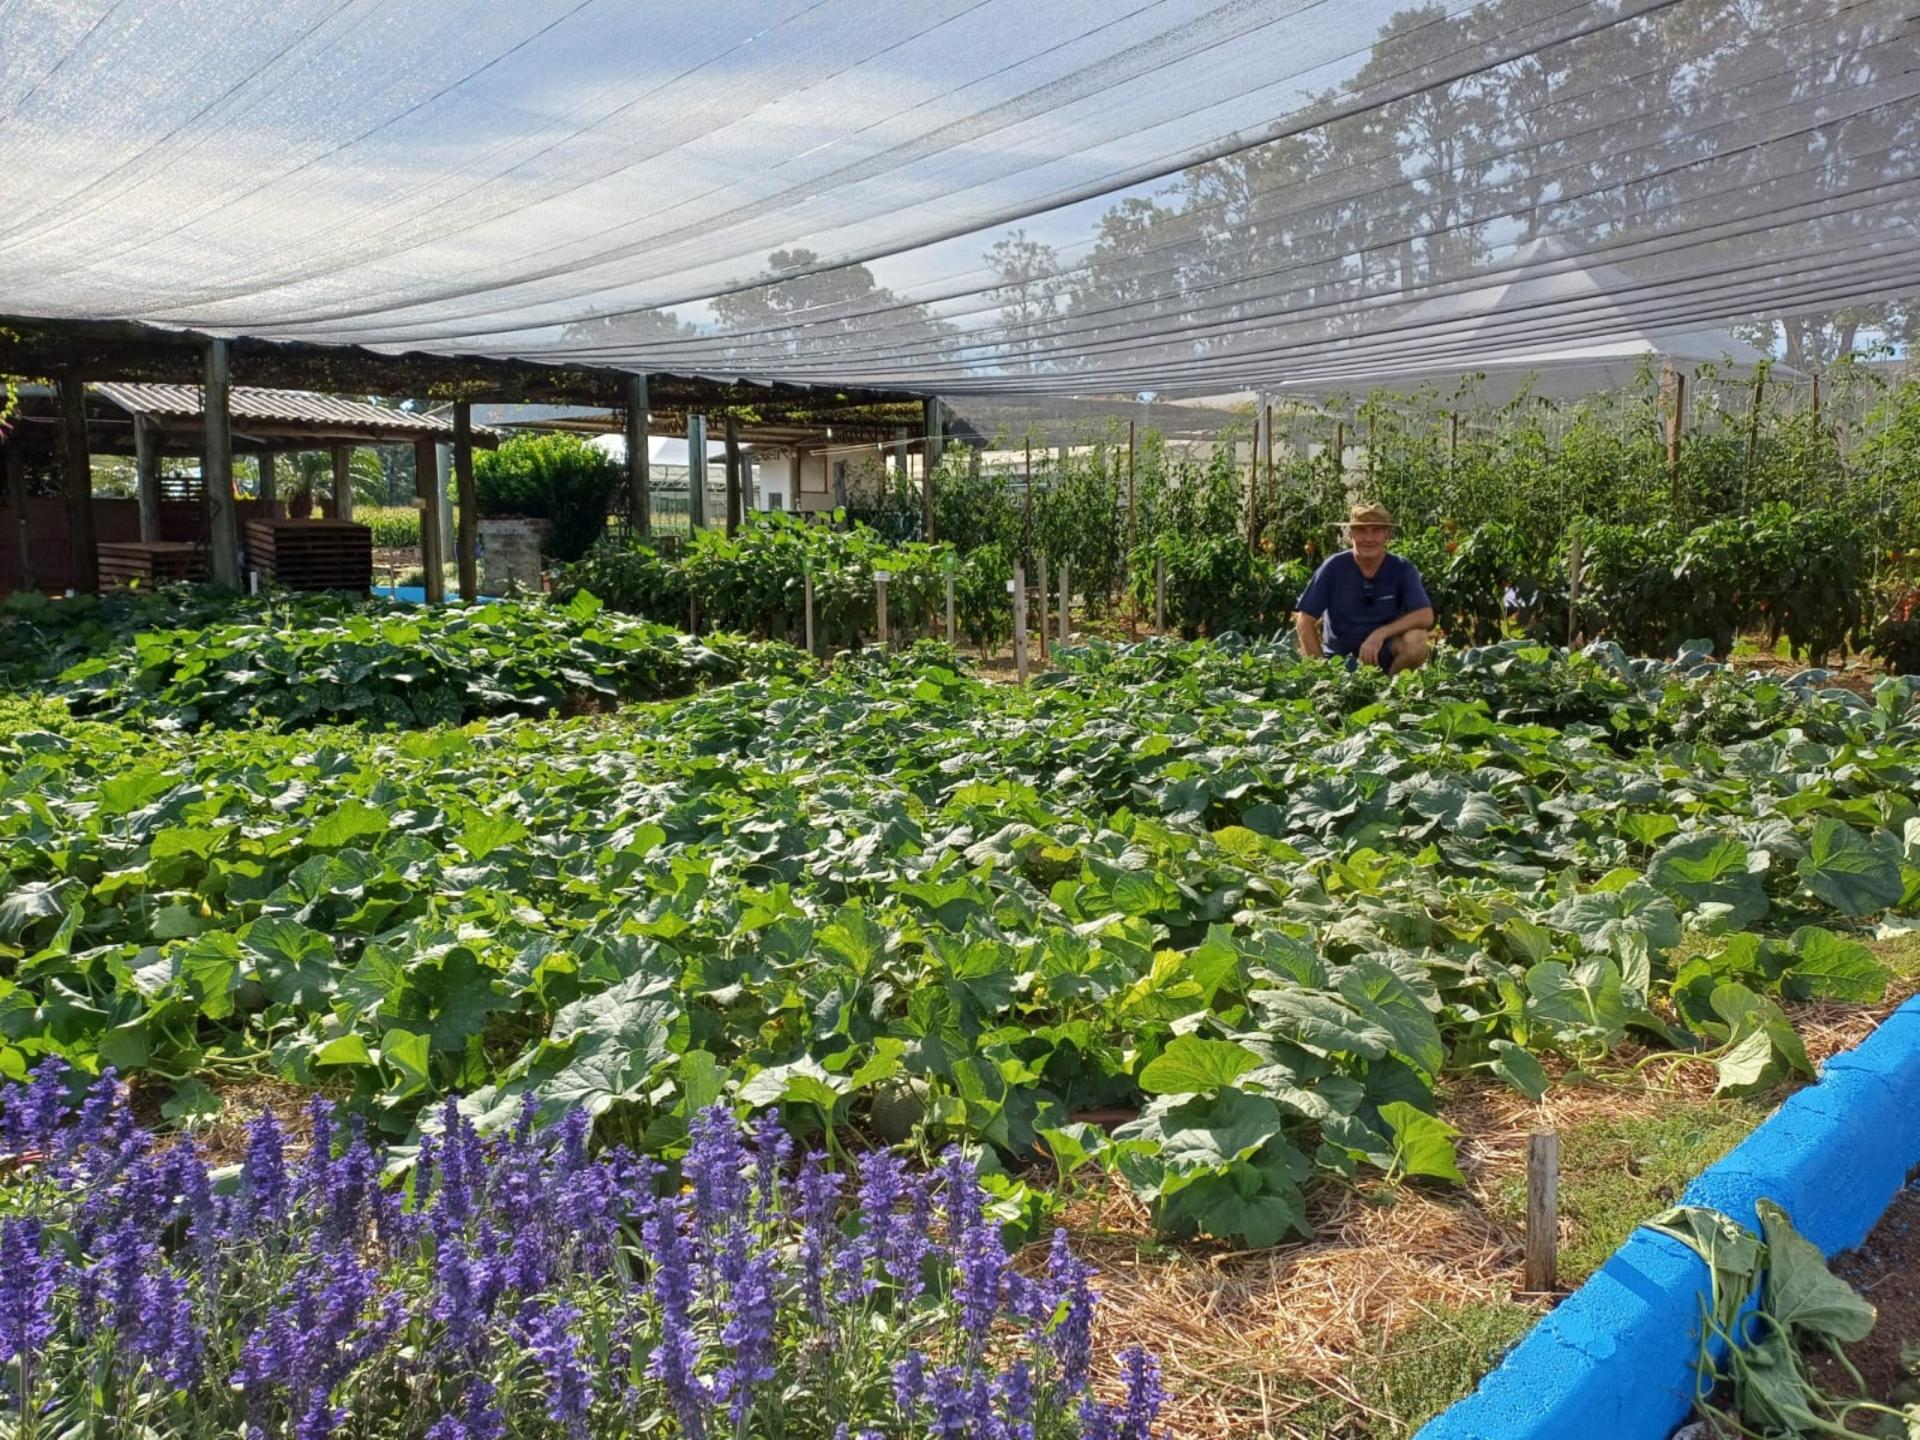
[626,374,650,537]
[202,340,239,592]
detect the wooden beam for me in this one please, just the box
[626,373,650,536]
[202,340,240,591]
[58,375,99,593]
[723,412,743,537]
[414,438,445,605]
[331,443,355,522]
[453,401,478,602]
[257,450,276,510]
[3,440,32,592]
[133,413,161,541]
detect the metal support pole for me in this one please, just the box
[454,402,478,602]
[200,344,238,591]
[1011,565,1027,684]
[134,414,161,541]
[693,421,712,528]
[626,374,651,536]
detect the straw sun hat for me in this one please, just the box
[1341,502,1395,529]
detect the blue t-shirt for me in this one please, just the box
[1295,552,1432,655]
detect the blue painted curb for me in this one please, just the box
[1418,995,1920,1440]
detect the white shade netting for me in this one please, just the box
[1,0,1916,397]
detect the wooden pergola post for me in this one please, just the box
[626,374,650,536]
[57,375,99,593]
[331,444,355,522]
[687,415,708,529]
[3,439,32,592]
[413,438,445,604]
[202,341,240,591]
[923,396,943,542]
[257,451,276,511]
[894,425,911,478]
[133,413,161,541]
[723,412,743,536]
[1665,368,1686,511]
[453,401,478,601]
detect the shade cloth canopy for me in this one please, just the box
[2,0,1914,397]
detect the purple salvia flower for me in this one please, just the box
[1118,1346,1168,1440]
[98,1219,154,1331]
[716,1243,779,1421]
[684,1106,750,1230]
[951,1208,1008,1352]
[929,1364,972,1440]
[432,1235,488,1355]
[132,1267,201,1387]
[1078,1397,1122,1440]
[521,1303,593,1438]
[68,1066,122,1159]
[751,1110,793,1222]
[6,1056,69,1157]
[892,1348,927,1415]
[796,1153,841,1324]
[300,1094,335,1205]
[425,1418,468,1440]
[643,1196,709,1440]
[238,1112,290,1231]
[1045,1229,1096,1397]
[461,1378,507,1440]
[0,1219,60,1368]
[857,1151,906,1277]
[998,1358,1037,1440]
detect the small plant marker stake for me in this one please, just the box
[1011,569,1028,683]
[804,569,815,657]
[944,557,956,646]
[1155,553,1166,632]
[1058,559,1069,645]
[875,570,891,650]
[1525,1131,1560,1294]
[1036,553,1050,663]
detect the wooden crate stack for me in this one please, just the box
[245,518,373,592]
[97,541,208,588]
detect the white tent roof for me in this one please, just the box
[2,1,1915,396]
[587,436,736,468]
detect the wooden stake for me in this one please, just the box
[1126,419,1137,553]
[803,570,815,656]
[1743,369,1766,510]
[1333,421,1345,489]
[1665,369,1685,510]
[1525,1132,1560,1294]
[875,570,890,650]
[1566,526,1583,651]
[257,450,276,510]
[1012,566,1028,683]
[1058,558,1069,645]
[723,413,743,537]
[1155,552,1166,632]
[944,561,955,646]
[1036,553,1049,663]
[687,415,708,529]
[453,401,478,602]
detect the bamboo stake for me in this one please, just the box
[1525,1133,1560,1295]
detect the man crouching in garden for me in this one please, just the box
[1293,503,1435,673]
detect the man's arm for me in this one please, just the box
[1295,609,1324,658]
[1357,606,1434,665]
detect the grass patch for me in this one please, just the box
[1875,932,1920,987]
[1270,1301,1537,1439]
[1494,1098,1771,1284]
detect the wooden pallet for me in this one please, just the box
[97,541,208,588]
[245,518,373,591]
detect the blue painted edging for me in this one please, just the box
[1418,996,1920,1440]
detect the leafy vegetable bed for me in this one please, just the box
[2,625,1915,1254]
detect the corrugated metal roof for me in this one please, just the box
[93,383,466,437]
